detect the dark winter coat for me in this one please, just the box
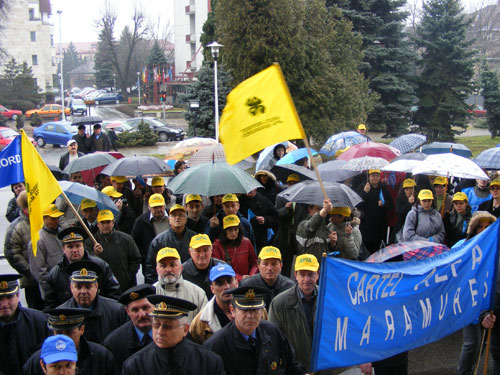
[122,337,225,375]
[43,251,121,308]
[182,257,225,299]
[58,151,84,171]
[72,133,91,154]
[240,273,295,308]
[187,215,210,234]
[22,336,119,375]
[131,211,164,269]
[6,196,20,222]
[204,320,306,375]
[58,295,129,344]
[443,207,472,247]
[90,132,111,152]
[478,199,500,218]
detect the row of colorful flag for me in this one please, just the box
[141,64,173,84]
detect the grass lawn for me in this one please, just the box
[455,136,499,157]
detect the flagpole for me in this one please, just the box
[483,314,493,375]
[60,190,98,245]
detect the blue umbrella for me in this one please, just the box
[319,131,367,157]
[59,181,118,214]
[421,142,472,158]
[276,148,318,166]
[389,133,426,154]
[473,147,500,170]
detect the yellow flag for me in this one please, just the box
[219,64,306,164]
[21,130,62,256]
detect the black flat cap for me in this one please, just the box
[147,295,197,319]
[44,308,91,330]
[118,284,155,306]
[58,227,88,244]
[67,260,102,283]
[223,286,271,310]
[0,274,21,296]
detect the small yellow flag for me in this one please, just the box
[21,130,62,256]
[219,64,306,164]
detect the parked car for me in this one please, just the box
[69,99,87,115]
[102,121,135,134]
[468,105,487,117]
[74,87,95,99]
[25,104,71,119]
[0,105,22,120]
[89,93,124,105]
[33,121,77,147]
[124,117,186,141]
[0,127,36,149]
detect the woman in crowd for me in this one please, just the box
[402,189,445,243]
[212,214,258,281]
[254,170,283,205]
[443,192,472,247]
[6,182,25,222]
[392,178,417,243]
[327,206,361,260]
[433,176,453,215]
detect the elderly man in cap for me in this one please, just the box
[205,286,306,375]
[239,246,295,308]
[90,123,111,152]
[85,210,141,293]
[59,138,84,171]
[145,204,197,283]
[0,274,51,374]
[122,295,224,375]
[190,263,238,344]
[132,193,169,276]
[78,198,100,235]
[182,233,225,299]
[185,194,209,234]
[73,124,90,154]
[58,260,128,343]
[29,204,64,299]
[154,246,207,323]
[44,226,120,308]
[103,284,155,369]
[102,185,136,234]
[23,308,118,375]
[269,254,320,372]
[38,335,78,375]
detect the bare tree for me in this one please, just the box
[467,0,500,58]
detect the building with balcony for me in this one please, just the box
[0,0,57,93]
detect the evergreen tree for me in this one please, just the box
[413,0,475,141]
[0,58,41,110]
[329,0,416,136]
[147,41,167,66]
[62,42,81,87]
[179,63,232,138]
[200,0,218,62]
[94,30,115,89]
[480,60,500,138]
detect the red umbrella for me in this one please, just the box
[80,152,124,187]
[336,141,400,161]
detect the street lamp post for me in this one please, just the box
[57,10,66,121]
[207,41,223,142]
[137,72,141,106]
[113,73,116,93]
[188,99,200,137]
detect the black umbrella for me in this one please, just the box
[71,116,103,126]
[270,164,317,183]
[47,164,63,180]
[101,156,173,178]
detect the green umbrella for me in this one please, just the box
[167,161,262,196]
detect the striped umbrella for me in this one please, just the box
[389,134,427,154]
[366,240,449,263]
[473,147,500,170]
[341,156,389,171]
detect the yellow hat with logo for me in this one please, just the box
[418,189,434,200]
[101,186,123,198]
[80,199,97,211]
[156,247,180,262]
[185,194,202,204]
[402,179,416,189]
[189,234,212,249]
[368,169,381,175]
[258,246,282,260]
[151,177,165,187]
[357,124,366,130]
[43,204,64,218]
[329,207,351,217]
[223,214,240,229]
[222,194,239,204]
[111,176,128,184]
[452,192,468,202]
[169,204,186,214]
[148,193,165,207]
[295,254,319,272]
[97,210,114,222]
[490,179,500,187]
[286,174,300,183]
[433,176,448,185]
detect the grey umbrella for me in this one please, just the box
[270,164,317,183]
[277,180,363,208]
[71,116,103,126]
[63,153,117,174]
[101,156,172,177]
[317,160,361,182]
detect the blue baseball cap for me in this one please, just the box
[41,335,78,364]
[209,263,236,282]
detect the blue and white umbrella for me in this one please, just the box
[319,131,367,157]
[389,134,426,154]
[58,181,118,214]
[276,148,318,166]
[473,147,500,170]
[421,142,472,158]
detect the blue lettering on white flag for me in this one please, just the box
[0,136,23,188]
[310,220,500,371]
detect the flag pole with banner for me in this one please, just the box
[310,220,500,372]
[219,63,328,200]
[0,135,24,188]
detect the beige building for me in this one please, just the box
[0,0,56,93]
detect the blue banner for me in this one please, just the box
[0,136,23,188]
[311,220,500,371]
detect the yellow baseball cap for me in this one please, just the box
[169,204,186,214]
[286,174,300,183]
[433,176,448,185]
[185,194,202,204]
[490,179,500,187]
[402,179,416,189]
[295,254,319,272]
[223,214,240,229]
[43,204,64,218]
[151,177,165,187]
[368,169,381,175]
[97,210,114,222]
[148,193,165,207]
[452,192,468,202]
[329,207,351,217]
[418,189,434,200]
[111,176,128,184]
[222,194,239,204]
[156,247,180,262]
[358,124,366,130]
[258,246,282,260]
[80,199,97,211]
[189,234,212,249]
[101,186,123,198]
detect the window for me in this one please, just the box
[45,124,55,132]
[32,55,38,65]
[50,34,54,47]
[30,31,36,42]
[29,8,34,21]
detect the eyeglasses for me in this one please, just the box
[490,186,500,191]
[152,322,186,331]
